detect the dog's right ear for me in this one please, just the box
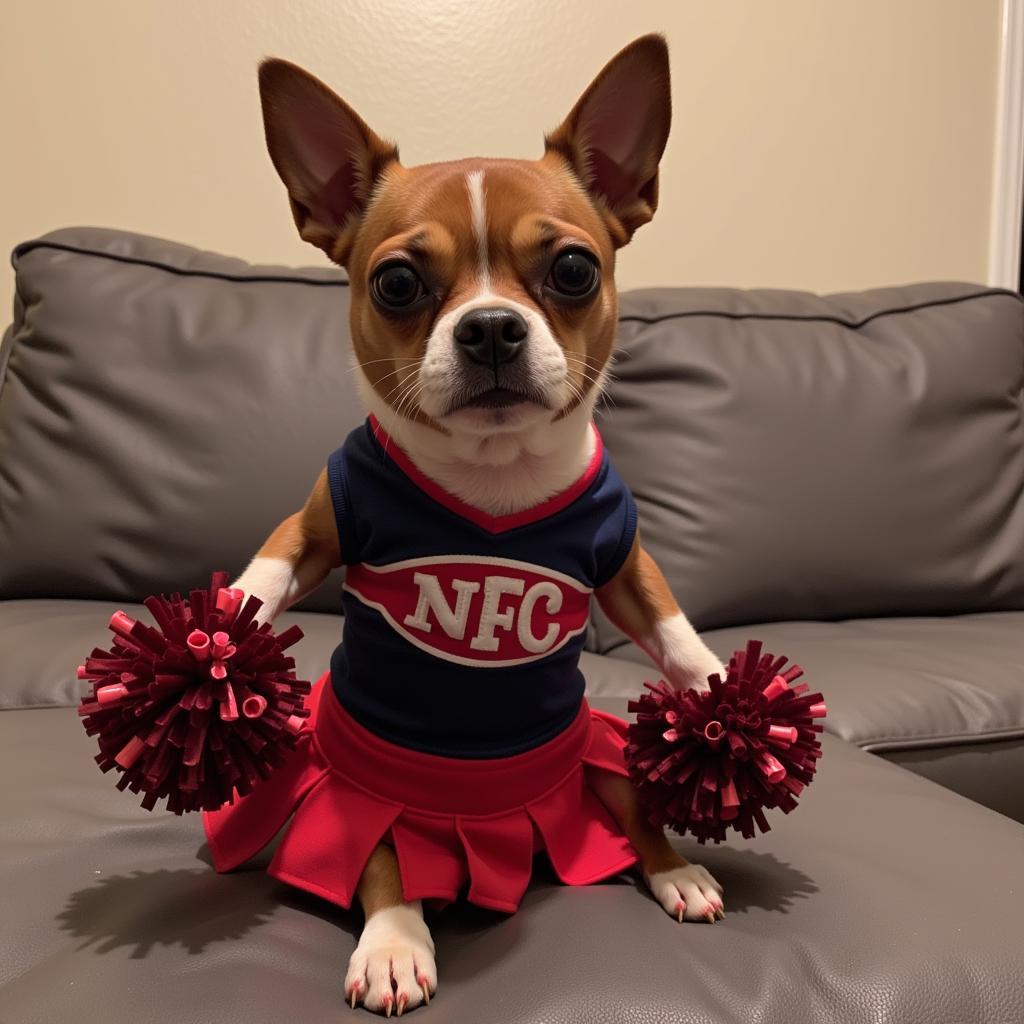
[258,59,398,265]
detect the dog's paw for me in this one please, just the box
[671,660,726,694]
[694,660,729,692]
[345,903,437,1015]
[645,863,725,923]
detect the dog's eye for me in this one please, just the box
[547,250,600,300]
[371,262,424,309]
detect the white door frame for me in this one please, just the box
[989,0,1024,288]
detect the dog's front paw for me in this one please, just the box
[345,903,437,1016]
[670,659,726,694]
[694,658,729,692]
[645,863,725,923]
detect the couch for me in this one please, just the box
[2,227,1022,1024]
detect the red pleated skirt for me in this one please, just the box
[203,673,638,913]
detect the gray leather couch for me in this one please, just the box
[2,228,1023,1024]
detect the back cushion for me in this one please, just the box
[3,231,1022,635]
[589,284,1024,649]
[0,228,360,611]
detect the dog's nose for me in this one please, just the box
[453,307,528,367]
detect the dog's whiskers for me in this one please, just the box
[348,356,424,374]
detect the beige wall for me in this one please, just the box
[0,1,1002,308]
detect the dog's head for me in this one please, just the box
[258,35,671,445]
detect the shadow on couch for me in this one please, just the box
[686,847,820,915]
[56,867,281,958]
[55,846,817,963]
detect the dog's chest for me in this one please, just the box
[326,418,637,756]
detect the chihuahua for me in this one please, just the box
[231,34,726,1016]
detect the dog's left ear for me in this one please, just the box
[545,34,671,245]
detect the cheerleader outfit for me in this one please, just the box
[203,415,641,913]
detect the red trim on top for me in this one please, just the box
[368,415,604,534]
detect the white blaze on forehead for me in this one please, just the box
[466,169,490,288]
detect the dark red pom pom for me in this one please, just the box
[77,572,311,814]
[626,640,827,843]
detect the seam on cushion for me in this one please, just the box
[17,245,1016,333]
[10,240,350,288]
[0,324,15,403]
[859,725,1024,753]
[618,289,1022,331]
[0,259,33,410]
[0,702,80,711]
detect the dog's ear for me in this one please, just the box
[545,34,671,245]
[258,59,398,264]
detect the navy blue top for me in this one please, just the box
[327,418,637,758]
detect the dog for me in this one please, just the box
[226,34,726,1016]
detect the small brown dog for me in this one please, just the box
[230,34,725,1016]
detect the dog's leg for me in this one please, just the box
[594,531,726,920]
[588,769,724,923]
[595,532,725,694]
[230,468,340,622]
[226,477,442,1008]
[345,844,438,1016]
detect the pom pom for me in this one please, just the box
[626,640,827,843]
[77,572,311,814]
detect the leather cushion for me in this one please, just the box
[2,701,1022,1023]
[0,229,359,612]
[592,284,1024,642]
[6,234,1022,639]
